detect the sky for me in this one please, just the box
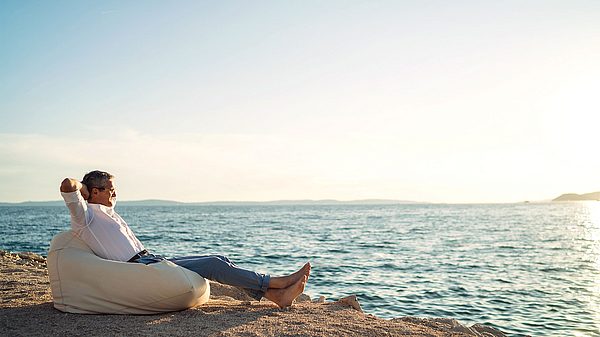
[1,0,599,203]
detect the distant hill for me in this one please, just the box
[0,199,420,207]
[0,200,64,206]
[189,199,419,206]
[553,191,600,201]
[0,199,185,207]
[118,199,186,206]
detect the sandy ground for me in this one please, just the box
[0,251,508,337]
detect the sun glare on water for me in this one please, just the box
[586,202,600,240]
[582,202,600,337]
[581,202,600,272]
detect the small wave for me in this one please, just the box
[448,287,470,296]
[326,248,349,254]
[422,290,444,299]
[487,298,512,306]
[540,267,571,273]
[498,245,518,249]
[377,262,398,269]
[493,278,513,284]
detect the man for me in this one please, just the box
[60,170,310,308]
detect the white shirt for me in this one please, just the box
[61,190,145,262]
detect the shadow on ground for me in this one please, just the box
[0,301,280,337]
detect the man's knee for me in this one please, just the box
[213,255,234,265]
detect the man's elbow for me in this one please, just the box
[60,178,77,193]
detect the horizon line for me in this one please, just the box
[0,198,562,205]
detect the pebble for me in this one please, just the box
[295,293,311,303]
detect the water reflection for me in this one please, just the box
[585,201,600,235]
[583,202,600,337]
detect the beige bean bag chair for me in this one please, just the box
[47,231,210,314]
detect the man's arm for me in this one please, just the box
[60,178,89,200]
[60,177,90,232]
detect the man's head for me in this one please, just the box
[82,170,116,207]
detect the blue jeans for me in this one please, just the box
[132,254,271,300]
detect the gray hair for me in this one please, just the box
[82,170,114,189]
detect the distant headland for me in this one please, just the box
[553,191,600,201]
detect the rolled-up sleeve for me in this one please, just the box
[61,190,89,232]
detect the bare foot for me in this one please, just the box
[269,262,311,288]
[265,275,307,308]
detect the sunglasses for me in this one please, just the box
[92,186,115,194]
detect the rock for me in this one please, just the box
[336,295,363,312]
[395,317,507,337]
[471,323,508,337]
[450,322,480,335]
[17,252,46,263]
[295,293,311,303]
[313,295,326,303]
[422,318,479,335]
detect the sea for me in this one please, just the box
[1,202,599,337]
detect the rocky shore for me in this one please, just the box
[0,251,507,337]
